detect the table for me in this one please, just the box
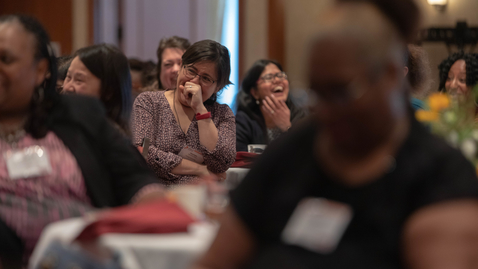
[29,218,218,269]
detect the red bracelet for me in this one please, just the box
[196,112,211,120]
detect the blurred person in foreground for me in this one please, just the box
[142,36,191,92]
[132,40,236,186]
[236,60,307,152]
[193,1,478,268]
[0,15,163,267]
[63,44,133,135]
[405,45,432,110]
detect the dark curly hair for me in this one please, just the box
[0,14,59,139]
[438,52,478,92]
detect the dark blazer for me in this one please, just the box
[235,91,308,152]
[48,95,159,208]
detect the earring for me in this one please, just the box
[33,87,44,104]
[256,99,260,105]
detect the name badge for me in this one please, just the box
[4,146,52,179]
[178,146,204,164]
[281,197,353,254]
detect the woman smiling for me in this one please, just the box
[235,59,307,152]
[132,40,236,186]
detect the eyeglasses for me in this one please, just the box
[259,72,288,83]
[183,66,216,86]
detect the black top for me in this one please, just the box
[48,95,159,207]
[230,116,478,269]
[235,91,307,152]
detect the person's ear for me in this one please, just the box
[35,58,49,87]
[250,87,260,101]
[403,66,409,77]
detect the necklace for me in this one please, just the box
[173,89,182,130]
[0,117,28,147]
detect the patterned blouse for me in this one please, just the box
[132,90,236,186]
[0,132,93,257]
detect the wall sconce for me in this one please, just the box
[428,0,448,11]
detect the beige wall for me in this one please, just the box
[243,0,478,94]
[417,0,478,93]
[243,0,268,75]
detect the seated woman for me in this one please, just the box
[405,44,432,110]
[142,36,191,92]
[132,40,236,186]
[0,15,163,267]
[235,59,307,152]
[63,44,132,135]
[438,52,478,96]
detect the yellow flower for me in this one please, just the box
[415,110,439,122]
[428,93,450,111]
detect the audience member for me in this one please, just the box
[63,44,133,135]
[56,55,73,93]
[236,59,307,152]
[0,15,163,267]
[438,52,478,97]
[142,36,191,92]
[132,40,236,186]
[129,58,146,98]
[405,45,432,110]
[194,0,478,268]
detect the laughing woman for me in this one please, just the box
[235,59,307,152]
[132,40,236,186]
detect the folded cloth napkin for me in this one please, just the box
[231,152,258,168]
[76,199,195,241]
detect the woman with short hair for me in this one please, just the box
[132,40,236,186]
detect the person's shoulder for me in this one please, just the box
[210,102,235,119]
[56,94,105,117]
[134,90,167,107]
[259,116,318,159]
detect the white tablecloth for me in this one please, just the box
[29,218,218,269]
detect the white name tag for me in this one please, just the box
[281,197,353,254]
[178,146,204,164]
[4,146,52,179]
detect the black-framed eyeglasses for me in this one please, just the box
[183,65,216,86]
[259,72,288,83]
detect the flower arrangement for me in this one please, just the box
[415,87,478,170]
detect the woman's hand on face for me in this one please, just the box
[262,95,291,132]
[180,82,207,113]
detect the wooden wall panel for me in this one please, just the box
[0,0,73,55]
[268,0,285,69]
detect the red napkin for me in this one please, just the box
[76,199,195,241]
[231,152,258,168]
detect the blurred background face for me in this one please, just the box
[252,63,289,102]
[0,21,46,115]
[130,69,142,91]
[62,56,101,98]
[445,59,470,96]
[309,39,402,150]
[160,47,184,90]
